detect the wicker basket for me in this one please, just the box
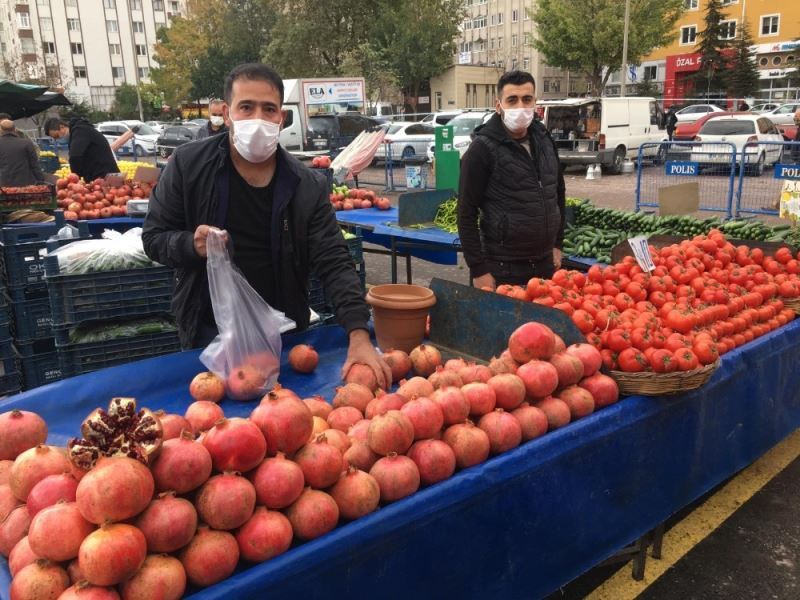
[783,297,800,314]
[610,360,720,397]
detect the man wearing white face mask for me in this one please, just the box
[143,63,392,390]
[196,99,228,140]
[457,70,566,290]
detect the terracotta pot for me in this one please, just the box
[366,284,436,353]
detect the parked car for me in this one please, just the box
[673,111,731,141]
[155,124,201,168]
[674,104,726,122]
[421,111,463,126]
[145,121,168,135]
[184,118,209,127]
[449,110,495,156]
[373,122,435,162]
[305,113,383,154]
[96,121,159,156]
[691,115,784,175]
[764,103,800,126]
[748,103,779,114]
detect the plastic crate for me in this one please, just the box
[16,339,62,390]
[0,184,56,212]
[58,330,181,378]
[308,261,366,315]
[38,156,61,174]
[0,338,19,377]
[345,232,363,264]
[7,286,53,341]
[44,261,175,327]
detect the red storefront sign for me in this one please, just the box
[664,52,703,106]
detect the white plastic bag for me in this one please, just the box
[200,227,284,401]
[47,228,160,274]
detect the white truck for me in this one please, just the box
[537,97,668,173]
[279,77,368,155]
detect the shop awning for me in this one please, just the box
[0,79,71,119]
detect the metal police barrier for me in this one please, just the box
[735,140,800,217]
[636,141,737,218]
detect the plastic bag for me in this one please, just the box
[200,228,284,401]
[47,228,161,275]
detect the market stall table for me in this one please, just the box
[2,318,800,599]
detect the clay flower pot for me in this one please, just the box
[366,284,436,353]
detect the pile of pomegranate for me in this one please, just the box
[493,231,799,373]
[55,173,151,221]
[0,321,616,598]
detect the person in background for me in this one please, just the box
[43,117,134,181]
[665,105,678,141]
[0,119,45,186]
[196,99,228,139]
[792,109,800,161]
[738,101,750,112]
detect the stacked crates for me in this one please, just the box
[308,231,366,325]
[0,293,20,396]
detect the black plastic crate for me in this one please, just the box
[57,331,181,378]
[17,339,62,390]
[308,261,366,315]
[345,232,363,264]
[7,286,53,341]
[44,261,175,327]
[0,338,18,377]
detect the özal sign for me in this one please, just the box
[665,161,699,176]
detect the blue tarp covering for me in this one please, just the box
[2,320,800,599]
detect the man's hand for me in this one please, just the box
[553,248,563,269]
[342,329,392,391]
[193,225,228,258]
[473,272,496,290]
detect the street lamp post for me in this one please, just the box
[706,59,714,100]
[620,0,631,97]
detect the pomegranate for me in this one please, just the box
[488,355,518,375]
[311,416,330,438]
[382,349,412,383]
[119,554,185,600]
[512,404,549,441]
[293,435,344,489]
[553,333,567,353]
[565,343,603,378]
[478,409,522,455]
[0,410,47,461]
[365,392,407,419]
[250,454,305,509]
[29,501,95,561]
[285,488,339,540]
[407,440,456,485]
[320,428,350,453]
[579,373,620,408]
[458,363,493,384]
[25,473,77,518]
[347,419,372,442]
[462,382,497,417]
[369,454,420,503]
[508,322,556,363]
[76,456,154,524]
[409,344,442,377]
[549,352,585,387]
[9,445,72,501]
[397,376,435,400]
[1,483,20,522]
[516,360,560,399]
[344,363,379,392]
[427,366,463,390]
[8,536,38,576]
[266,384,301,401]
[343,440,380,472]
[179,527,239,587]
[487,374,526,411]
[430,386,470,426]
[195,473,256,530]
[184,401,224,435]
[78,523,147,586]
[332,383,374,413]
[534,397,572,430]
[288,344,319,373]
[134,492,198,553]
[226,364,267,401]
[66,560,84,585]
[235,506,293,563]
[0,459,12,485]
[59,582,121,599]
[558,386,595,420]
[442,421,491,469]
[400,397,444,440]
[367,410,415,456]
[202,417,266,473]
[0,505,31,557]
[444,357,468,372]
[303,396,333,419]
[250,391,314,456]
[9,560,69,600]
[326,406,364,432]
[156,412,193,441]
[189,371,226,403]
[151,431,213,494]
[330,466,380,520]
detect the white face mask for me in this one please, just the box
[210,115,225,127]
[501,107,535,132]
[231,118,280,163]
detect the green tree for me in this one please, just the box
[530,0,684,95]
[726,20,760,101]
[59,97,110,123]
[109,83,164,120]
[693,0,730,97]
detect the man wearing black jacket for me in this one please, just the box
[457,70,565,289]
[44,117,121,181]
[142,63,391,388]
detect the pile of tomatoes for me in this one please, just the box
[55,173,151,220]
[494,229,799,374]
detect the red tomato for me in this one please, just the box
[693,340,719,366]
[664,309,696,334]
[775,247,793,265]
[571,309,595,334]
[630,327,654,351]
[650,348,676,373]
[606,329,632,352]
[673,348,699,371]
[600,349,619,370]
[618,348,649,373]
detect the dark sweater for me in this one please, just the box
[0,132,45,186]
[67,117,118,181]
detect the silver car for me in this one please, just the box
[764,103,800,126]
[374,122,435,162]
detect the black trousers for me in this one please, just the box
[487,253,555,286]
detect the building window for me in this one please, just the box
[512,9,518,22]
[103,0,115,8]
[70,42,83,55]
[497,13,503,25]
[112,66,124,79]
[772,56,782,66]
[758,57,768,66]
[109,43,121,55]
[65,0,77,6]
[138,66,150,78]
[463,19,472,31]
[40,16,52,31]
[684,0,698,9]
[490,38,494,49]
[643,65,657,80]
[460,41,473,53]
[17,12,31,28]
[43,41,55,54]
[511,58,517,69]
[472,16,485,29]
[524,9,529,20]
[511,34,518,47]
[106,20,118,33]
[497,37,502,49]
[720,0,737,5]
[67,18,80,31]
[74,67,87,79]
[153,0,164,9]
[170,1,178,11]
[523,57,529,70]
[135,44,147,56]
[132,21,144,33]
[761,15,779,37]
[680,25,697,45]
[490,14,495,26]
[131,0,142,9]
[37,0,49,6]
[21,37,36,53]
[719,20,736,40]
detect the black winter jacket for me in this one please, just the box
[142,135,370,349]
[67,117,118,182]
[457,113,565,278]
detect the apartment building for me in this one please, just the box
[626,0,800,103]
[430,0,582,111]
[0,0,185,110]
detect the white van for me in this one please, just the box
[538,97,667,173]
